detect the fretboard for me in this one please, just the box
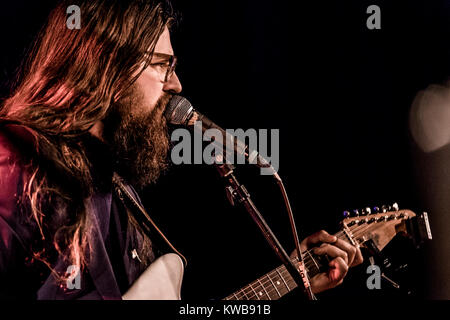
[223,230,350,300]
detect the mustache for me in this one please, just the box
[145,93,172,131]
[157,93,172,114]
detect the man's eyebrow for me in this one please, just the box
[152,52,174,59]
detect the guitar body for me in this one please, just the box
[122,253,184,300]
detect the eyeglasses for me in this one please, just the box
[148,52,178,83]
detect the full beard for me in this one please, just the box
[102,86,171,190]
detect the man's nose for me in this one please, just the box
[163,72,182,94]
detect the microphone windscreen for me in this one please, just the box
[165,95,194,125]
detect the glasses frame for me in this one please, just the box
[148,52,178,83]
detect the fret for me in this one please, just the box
[280,266,299,293]
[270,270,289,296]
[239,289,249,300]
[252,280,267,299]
[275,267,290,291]
[267,272,281,298]
[222,214,411,301]
[224,232,345,301]
[257,277,271,300]
[230,290,244,300]
[306,250,320,274]
[248,283,260,300]
[242,286,255,300]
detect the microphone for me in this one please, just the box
[165,95,277,175]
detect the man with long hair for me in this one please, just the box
[0,0,362,299]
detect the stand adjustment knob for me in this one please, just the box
[225,186,235,206]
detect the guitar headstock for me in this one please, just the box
[340,203,430,252]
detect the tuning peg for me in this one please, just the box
[352,209,360,217]
[372,206,380,213]
[392,202,399,211]
[381,205,388,213]
[343,210,351,218]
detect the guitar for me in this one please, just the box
[122,204,432,300]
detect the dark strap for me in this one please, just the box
[111,172,187,267]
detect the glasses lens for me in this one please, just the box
[165,56,177,82]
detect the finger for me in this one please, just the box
[328,256,348,283]
[301,230,337,250]
[351,244,364,267]
[313,243,348,265]
[309,257,349,294]
[310,273,336,294]
[332,239,357,267]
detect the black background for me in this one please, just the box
[1,0,449,300]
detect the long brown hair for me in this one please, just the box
[0,0,175,281]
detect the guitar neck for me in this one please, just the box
[223,208,420,300]
[223,230,350,301]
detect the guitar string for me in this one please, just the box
[230,226,385,301]
[339,212,407,253]
[230,259,306,300]
[345,219,387,247]
[228,213,407,300]
[228,231,351,300]
[229,257,337,299]
[231,232,356,300]
[230,236,364,300]
[237,249,337,300]
[344,211,405,243]
[230,228,349,300]
[229,267,298,300]
[237,230,349,298]
[232,280,293,300]
[347,222,372,244]
[234,263,322,300]
[345,217,381,240]
[228,257,306,300]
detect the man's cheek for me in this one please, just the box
[136,85,163,112]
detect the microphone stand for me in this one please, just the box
[215,163,315,300]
